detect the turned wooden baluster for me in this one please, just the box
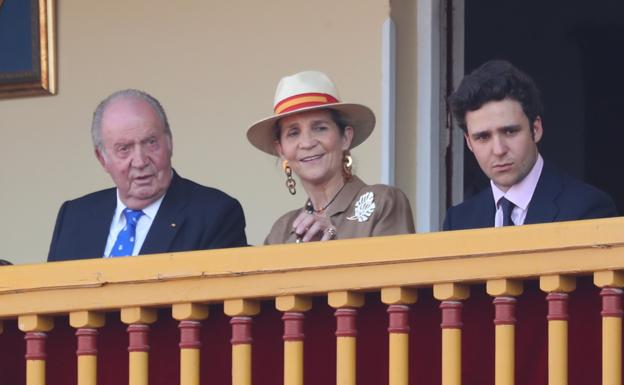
[381,287,417,385]
[19,314,54,385]
[595,270,624,385]
[434,283,469,385]
[121,307,157,385]
[173,303,209,385]
[70,311,105,385]
[328,291,364,385]
[225,299,260,385]
[540,275,576,385]
[487,279,523,385]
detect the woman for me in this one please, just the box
[247,70,414,244]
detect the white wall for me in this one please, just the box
[0,0,391,263]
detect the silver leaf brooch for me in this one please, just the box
[347,192,375,222]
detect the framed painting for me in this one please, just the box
[0,0,56,99]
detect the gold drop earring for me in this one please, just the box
[342,151,353,179]
[283,160,296,195]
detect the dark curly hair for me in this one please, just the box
[448,60,543,133]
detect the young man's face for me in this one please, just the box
[464,98,543,192]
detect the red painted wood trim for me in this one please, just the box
[601,287,624,318]
[440,301,463,329]
[387,304,410,334]
[76,328,98,356]
[127,324,150,352]
[335,308,358,337]
[493,297,517,325]
[179,320,202,349]
[283,312,305,342]
[24,332,47,360]
[230,317,253,345]
[547,292,569,321]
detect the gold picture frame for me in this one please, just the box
[0,0,56,99]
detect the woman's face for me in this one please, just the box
[274,109,353,187]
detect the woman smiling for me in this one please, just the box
[247,71,414,244]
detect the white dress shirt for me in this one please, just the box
[103,192,165,257]
[491,154,544,227]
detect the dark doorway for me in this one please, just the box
[462,0,624,214]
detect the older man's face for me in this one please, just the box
[95,97,173,209]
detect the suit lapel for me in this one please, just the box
[84,190,116,259]
[524,162,561,224]
[475,188,496,228]
[140,172,186,254]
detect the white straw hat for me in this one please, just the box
[247,70,376,155]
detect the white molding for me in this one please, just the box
[451,0,465,205]
[415,0,442,232]
[381,18,396,186]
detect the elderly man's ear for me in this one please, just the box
[95,147,107,168]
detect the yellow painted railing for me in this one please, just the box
[1,217,624,385]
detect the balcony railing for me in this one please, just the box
[1,217,623,385]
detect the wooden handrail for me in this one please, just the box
[0,217,623,317]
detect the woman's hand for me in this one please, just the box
[292,212,337,242]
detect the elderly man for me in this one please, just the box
[444,60,617,230]
[48,89,247,261]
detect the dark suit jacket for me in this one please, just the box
[48,172,247,261]
[443,162,618,231]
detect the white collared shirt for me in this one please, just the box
[491,154,544,227]
[103,192,165,257]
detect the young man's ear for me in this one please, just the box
[464,133,474,153]
[532,116,544,143]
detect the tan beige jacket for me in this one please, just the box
[264,176,415,244]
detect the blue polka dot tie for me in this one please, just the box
[109,209,144,257]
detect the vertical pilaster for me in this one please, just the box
[19,314,54,385]
[224,299,260,385]
[276,295,312,385]
[381,287,417,385]
[328,291,364,385]
[434,283,469,385]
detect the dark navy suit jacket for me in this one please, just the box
[443,162,618,231]
[48,172,247,261]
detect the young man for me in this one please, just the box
[443,60,617,230]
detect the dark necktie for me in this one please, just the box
[109,209,144,257]
[499,197,515,226]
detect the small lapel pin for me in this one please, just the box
[170,223,177,228]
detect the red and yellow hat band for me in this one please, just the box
[274,92,339,115]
